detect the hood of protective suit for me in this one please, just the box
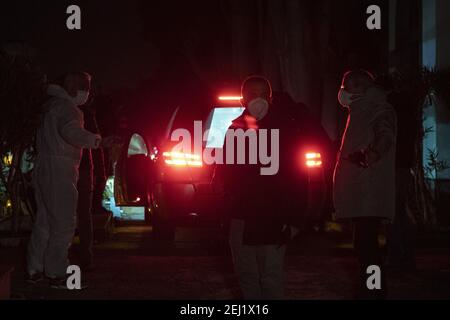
[47,84,77,106]
[36,84,101,162]
[47,84,89,106]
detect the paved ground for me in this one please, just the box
[2,221,450,300]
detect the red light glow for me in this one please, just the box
[305,152,322,168]
[163,151,203,167]
[218,96,242,101]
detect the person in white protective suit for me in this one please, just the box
[26,72,117,288]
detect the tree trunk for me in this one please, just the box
[412,85,438,231]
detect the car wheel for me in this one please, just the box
[148,185,175,242]
[152,214,175,242]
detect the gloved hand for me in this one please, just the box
[347,149,369,168]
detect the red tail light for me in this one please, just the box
[218,96,242,101]
[162,151,203,167]
[305,152,322,168]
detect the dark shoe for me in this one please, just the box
[49,276,89,290]
[354,284,387,300]
[25,272,44,285]
[49,276,69,289]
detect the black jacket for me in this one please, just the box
[218,103,309,245]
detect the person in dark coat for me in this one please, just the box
[217,75,309,299]
[77,99,106,270]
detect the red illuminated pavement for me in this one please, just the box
[3,222,450,300]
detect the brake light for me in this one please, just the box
[305,152,322,168]
[162,151,203,167]
[218,96,242,101]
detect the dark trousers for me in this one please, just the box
[388,168,416,269]
[77,170,94,267]
[353,217,386,299]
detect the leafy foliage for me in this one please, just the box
[376,67,450,229]
[0,43,47,226]
[425,148,450,179]
[0,44,47,155]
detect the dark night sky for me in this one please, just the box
[0,0,159,91]
[1,0,389,133]
[1,0,387,89]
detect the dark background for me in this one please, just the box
[0,0,390,136]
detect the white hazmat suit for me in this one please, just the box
[27,84,101,278]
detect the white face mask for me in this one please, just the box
[338,88,357,107]
[72,90,89,106]
[247,97,269,120]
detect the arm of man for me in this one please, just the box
[57,101,102,149]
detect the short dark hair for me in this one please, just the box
[241,75,272,97]
[342,70,374,91]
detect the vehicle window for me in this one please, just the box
[204,107,245,148]
[164,107,180,140]
[127,133,148,157]
[166,105,210,142]
[163,105,244,149]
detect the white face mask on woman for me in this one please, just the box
[338,88,359,107]
[72,90,89,106]
[247,97,269,120]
